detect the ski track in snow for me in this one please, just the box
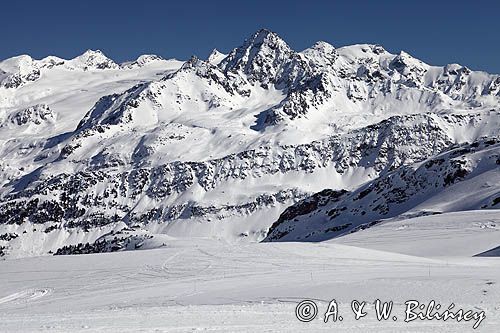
[0,288,51,305]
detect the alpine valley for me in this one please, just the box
[0,29,499,258]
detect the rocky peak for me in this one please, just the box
[1,55,37,74]
[219,29,294,87]
[38,56,66,69]
[370,44,387,55]
[304,41,336,55]
[175,55,220,78]
[207,49,226,65]
[180,55,204,70]
[300,41,338,70]
[389,51,427,73]
[443,63,471,77]
[69,49,119,70]
[387,51,428,87]
[0,55,41,88]
[122,54,164,69]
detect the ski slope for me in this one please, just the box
[1,211,499,332]
[331,210,500,257]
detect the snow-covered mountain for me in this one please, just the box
[0,29,499,258]
[265,138,500,242]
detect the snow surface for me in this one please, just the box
[1,211,500,332]
[331,210,500,257]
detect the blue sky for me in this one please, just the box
[2,0,499,73]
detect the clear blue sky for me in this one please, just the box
[2,0,499,73]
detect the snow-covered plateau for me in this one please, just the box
[0,28,499,332]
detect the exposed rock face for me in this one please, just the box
[0,112,497,243]
[121,54,165,69]
[54,228,153,255]
[67,50,119,70]
[5,104,55,126]
[264,139,500,242]
[219,29,296,87]
[0,55,41,88]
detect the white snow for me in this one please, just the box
[1,212,500,332]
[331,210,500,257]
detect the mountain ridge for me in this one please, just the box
[0,29,499,258]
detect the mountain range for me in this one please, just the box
[0,29,499,258]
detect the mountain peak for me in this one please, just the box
[309,41,335,52]
[249,28,278,43]
[81,49,105,56]
[175,55,216,76]
[182,55,203,68]
[121,54,165,69]
[69,49,118,70]
[38,55,66,69]
[300,41,337,67]
[0,55,41,88]
[219,28,293,86]
[244,28,290,52]
[207,49,226,65]
[0,54,36,74]
[389,50,428,80]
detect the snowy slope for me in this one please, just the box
[265,139,500,242]
[0,29,499,257]
[330,210,500,257]
[1,233,500,332]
